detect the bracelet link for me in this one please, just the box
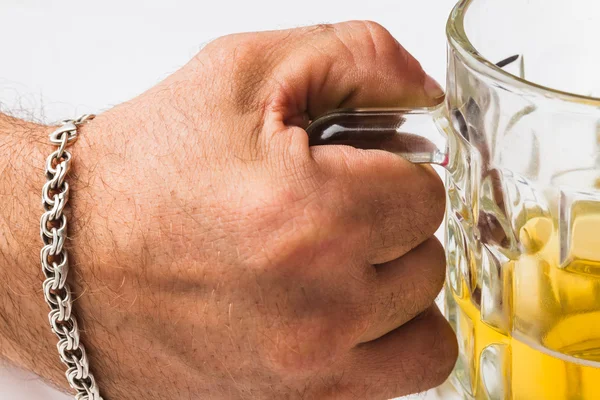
[41,115,102,400]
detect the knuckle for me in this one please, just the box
[340,20,391,40]
[357,20,393,42]
[344,20,398,59]
[201,32,243,57]
[306,20,400,66]
[304,23,336,36]
[338,21,427,86]
[201,33,272,113]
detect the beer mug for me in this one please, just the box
[307,0,600,398]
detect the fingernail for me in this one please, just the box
[424,75,445,100]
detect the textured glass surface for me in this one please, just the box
[444,1,600,398]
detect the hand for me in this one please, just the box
[0,21,456,399]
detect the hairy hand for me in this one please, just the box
[1,21,455,400]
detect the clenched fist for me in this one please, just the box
[0,21,456,399]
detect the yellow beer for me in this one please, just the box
[448,207,600,399]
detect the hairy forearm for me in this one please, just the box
[0,114,66,387]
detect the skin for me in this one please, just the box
[0,21,456,400]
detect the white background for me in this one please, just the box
[0,1,456,399]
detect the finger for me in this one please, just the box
[272,20,445,121]
[336,306,458,400]
[312,144,446,264]
[358,236,446,343]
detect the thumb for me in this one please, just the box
[269,20,444,122]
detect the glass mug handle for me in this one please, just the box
[306,105,450,167]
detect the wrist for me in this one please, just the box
[0,114,69,388]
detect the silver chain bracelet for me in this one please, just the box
[40,114,103,400]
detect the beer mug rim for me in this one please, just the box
[447,0,600,105]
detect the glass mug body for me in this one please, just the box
[306,0,600,399]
